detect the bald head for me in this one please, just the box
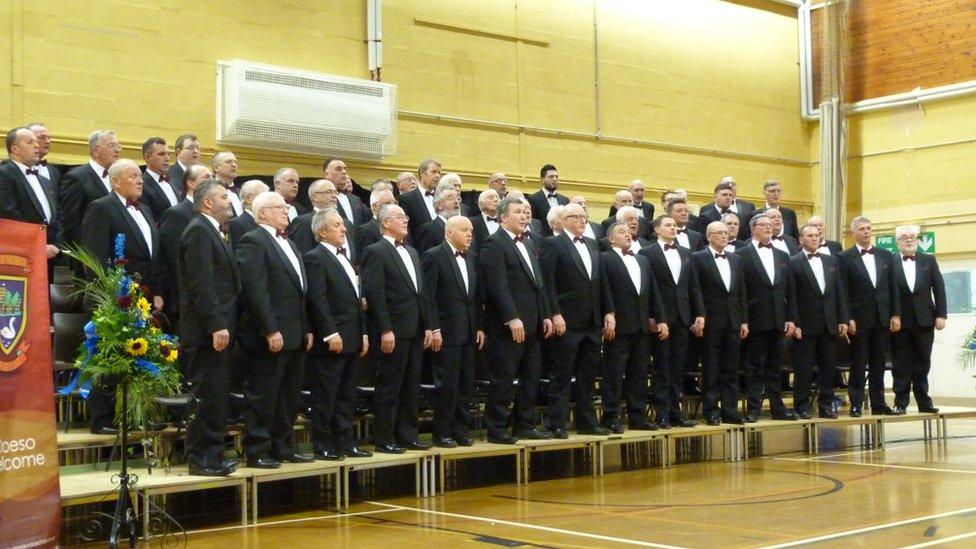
[445,214,473,252]
[613,189,634,209]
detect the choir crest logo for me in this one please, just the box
[0,274,28,371]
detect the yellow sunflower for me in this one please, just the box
[125,337,149,356]
[164,348,179,362]
[136,297,151,319]
[129,281,139,296]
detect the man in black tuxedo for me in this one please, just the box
[355,188,397,262]
[608,179,655,220]
[59,130,120,247]
[168,133,200,196]
[27,123,60,187]
[397,158,441,237]
[179,180,238,476]
[140,137,180,221]
[641,215,703,428]
[527,164,569,237]
[807,215,843,255]
[840,216,902,416]
[325,158,369,225]
[470,189,501,253]
[695,181,748,240]
[289,179,355,256]
[790,224,851,419]
[755,179,799,239]
[723,175,757,223]
[891,227,946,414]
[0,127,62,261]
[602,190,652,240]
[693,221,749,425]
[159,164,212,332]
[568,196,605,241]
[273,167,309,223]
[736,214,798,422]
[81,159,164,434]
[720,213,749,253]
[488,172,509,199]
[237,191,314,468]
[210,151,244,217]
[304,209,372,460]
[422,216,484,447]
[228,180,268,249]
[540,204,613,437]
[600,222,668,431]
[517,198,546,244]
[361,204,435,453]
[766,208,800,255]
[601,206,652,252]
[665,198,705,251]
[480,197,555,443]
[415,183,460,254]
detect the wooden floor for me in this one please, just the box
[105,417,976,549]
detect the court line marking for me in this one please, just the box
[184,507,403,536]
[772,457,976,475]
[755,506,976,548]
[784,442,917,461]
[898,530,976,548]
[366,501,689,548]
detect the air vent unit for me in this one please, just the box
[216,60,397,160]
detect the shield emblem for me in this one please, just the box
[0,275,26,355]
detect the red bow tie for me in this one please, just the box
[903,255,915,262]
[25,166,39,176]
[714,252,727,259]
[455,250,467,258]
[663,243,678,251]
[36,159,48,166]
[771,235,784,241]
[860,247,875,255]
[394,239,406,247]
[513,233,526,243]
[758,242,772,249]
[159,174,169,182]
[101,168,109,178]
[622,249,636,256]
[424,189,435,197]
[807,252,821,259]
[276,230,289,239]
[126,199,141,209]
[336,246,347,257]
[573,236,586,244]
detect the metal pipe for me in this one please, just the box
[366,0,382,81]
[593,0,601,137]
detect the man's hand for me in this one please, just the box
[739,323,749,340]
[328,335,343,353]
[430,330,443,352]
[266,331,284,353]
[212,329,230,352]
[542,318,554,339]
[153,295,164,312]
[423,329,434,349]
[305,332,314,352]
[476,330,486,350]
[45,245,59,259]
[359,335,369,357]
[380,330,395,353]
[784,321,796,338]
[602,313,616,341]
[936,317,947,330]
[890,316,901,333]
[657,322,670,340]
[838,323,849,338]
[848,319,857,336]
[508,319,525,343]
[794,327,803,340]
[692,316,705,338]
[552,314,566,336]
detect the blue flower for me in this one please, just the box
[119,275,131,297]
[135,359,160,376]
[114,233,126,260]
[84,335,99,355]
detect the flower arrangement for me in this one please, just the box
[61,234,182,429]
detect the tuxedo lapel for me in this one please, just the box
[587,240,599,281]
[801,257,823,296]
[505,234,538,287]
[13,169,48,221]
[705,253,728,293]
[561,234,588,279]
[387,240,418,293]
[747,247,773,286]
[443,244,468,297]
[325,247,359,296]
[262,229,303,291]
[110,198,150,256]
[205,216,237,278]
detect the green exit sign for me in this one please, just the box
[876,231,935,254]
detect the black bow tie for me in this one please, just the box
[903,255,915,262]
[455,250,467,258]
[486,216,498,223]
[101,168,109,178]
[573,236,586,244]
[676,228,687,234]
[714,252,727,259]
[126,199,141,209]
[159,174,169,183]
[25,166,39,176]
[663,243,678,251]
[860,247,875,255]
[807,252,821,259]
[424,189,435,197]
[758,242,772,249]
[771,235,784,241]
[513,233,526,243]
[720,209,731,215]
[546,193,558,199]
[336,246,347,257]
[36,159,48,166]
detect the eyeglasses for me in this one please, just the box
[897,235,917,241]
[312,190,338,196]
[182,145,201,151]
[563,214,585,219]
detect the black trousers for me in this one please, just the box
[309,347,360,453]
[88,387,116,432]
[486,328,541,439]
[431,341,475,440]
[242,347,305,459]
[701,326,741,419]
[371,334,422,446]
[185,343,230,468]
[891,327,935,409]
[848,323,890,410]
[743,328,789,416]
[602,331,650,425]
[652,325,690,422]
[794,331,836,414]
[547,328,601,431]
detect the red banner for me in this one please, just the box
[0,220,60,548]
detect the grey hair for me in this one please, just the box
[478,189,499,209]
[251,191,284,216]
[210,150,235,170]
[107,158,138,180]
[722,212,741,224]
[497,196,522,218]
[193,179,222,213]
[615,205,638,222]
[377,203,401,222]
[433,186,458,211]
[438,172,461,188]
[311,207,342,241]
[239,179,269,209]
[850,215,871,231]
[88,130,116,153]
[308,178,335,200]
[895,225,920,239]
[370,188,395,207]
[547,205,565,225]
[274,167,298,183]
[748,213,769,229]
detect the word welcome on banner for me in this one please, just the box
[0,220,60,548]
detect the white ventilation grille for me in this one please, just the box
[216,60,397,160]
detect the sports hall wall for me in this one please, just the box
[0,0,812,217]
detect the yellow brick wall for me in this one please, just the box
[1,0,812,219]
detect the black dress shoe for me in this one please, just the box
[674,418,697,428]
[487,434,519,445]
[314,450,345,461]
[655,421,672,430]
[745,413,760,423]
[798,411,812,420]
[515,429,552,440]
[722,415,746,425]
[892,406,907,415]
[873,405,897,416]
[223,459,239,469]
[605,423,625,434]
[342,446,373,458]
[551,428,569,439]
[919,406,940,413]
[433,437,457,448]
[706,416,721,426]
[374,443,405,454]
[578,426,611,435]
[455,437,475,447]
[246,457,281,469]
[189,464,235,476]
[819,409,838,419]
[403,440,432,451]
[277,452,314,463]
[849,407,862,418]
[91,426,118,435]
[627,422,658,432]
[771,412,797,421]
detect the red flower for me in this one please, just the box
[113,258,129,266]
[117,295,132,308]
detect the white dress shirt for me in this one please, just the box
[901,253,917,291]
[582,222,596,239]
[752,240,776,283]
[817,240,833,255]
[675,227,691,250]
[336,192,354,221]
[116,193,153,256]
[90,160,111,193]
[147,169,179,207]
[771,235,790,254]
[660,240,682,284]
[633,203,646,218]
[285,203,299,222]
[13,160,52,222]
[543,187,558,208]
[503,228,535,281]
[419,186,436,219]
[483,212,499,235]
[857,245,878,288]
[568,233,592,279]
[711,246,731,291]
[37,160,52,182]
[324,241,359,297]
[223,181,243,216]
[448,242,469,293]
[383,234,418,291]
[261,223,304,291]
[807,253,826,293]
[615,247,641,293]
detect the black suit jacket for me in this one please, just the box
[178,215,240,347]
[735,244,798,331]
[82,193,163,294]
[345,192,370,225]
[304,244,366,353]
[608,202,655,221]
[469,213,497,253]
[697,202,755,241]
[601,216,652,241]
[540,233,610,330]
[819,240,844,255]
[480,230,551,334]
[422,242,482,345]
[354,218,383,266]
[60,163,110,245]
[361,238,428,338]
[599,236,651,253]
[167,162,186,198]
[0,161,61,245]
[228,210,257,249]
[839,246,901,329]
[673,227,705,251]
[600,249,665,336]
[770,234,800,255]
[789,252,850,336]
[37,162,61,187]
[585,221,605,241]
[640,243,705,327]
[141,172,180,222]
[527,189,569,237]
[236,227,309,350]
[693,248,748,330]
[399,187,435,237]
[288,210,357,259]
[159,199,196,309]
[892,252,947,328]
[415,216,447,254]
[753,206,799,239]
